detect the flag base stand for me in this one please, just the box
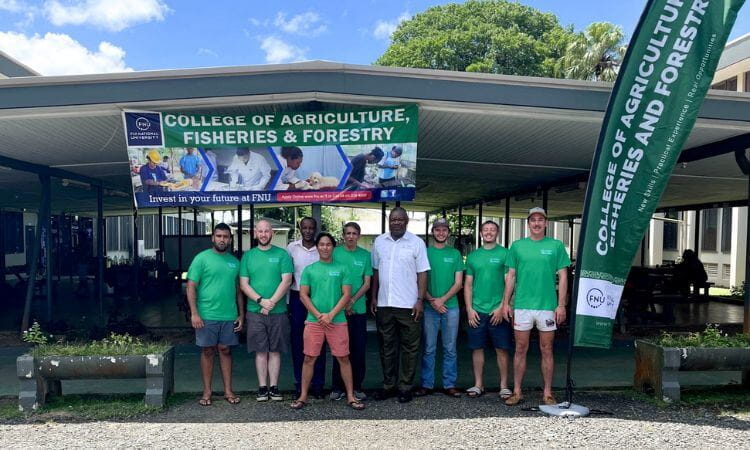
[539,402,590,417]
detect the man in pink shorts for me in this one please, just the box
[291,232,365,411]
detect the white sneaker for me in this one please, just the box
[329,390,345,401]
[354,391,367,401]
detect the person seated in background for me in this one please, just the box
[674,249,708,298]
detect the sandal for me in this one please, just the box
[290,399,308,410]
[224,395,241,405]
[466,386,484,398]
[499,388,512,400]
[198,397,212,406]
[348,400,365,410]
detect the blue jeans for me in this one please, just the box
[420,306,459,389]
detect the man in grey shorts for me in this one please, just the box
[187,223,243,406]
[240,220,294,401]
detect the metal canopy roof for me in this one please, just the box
[0,61,749,217]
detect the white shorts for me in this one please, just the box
[513,309,557,332]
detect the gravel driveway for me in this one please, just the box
[2,391,747,448]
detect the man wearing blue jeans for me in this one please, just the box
[414,218,464,398]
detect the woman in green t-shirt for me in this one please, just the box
[292,233,365,411]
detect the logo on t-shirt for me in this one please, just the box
[329,271,341,277]
[268,257,280,263]
[541,249,554,256]
[353,260,364,266]
[443,257,454,263]
[227,262,237,268]
[489,258,501,264]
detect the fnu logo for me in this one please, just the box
[586,288,605,308]
[135,116,151,131]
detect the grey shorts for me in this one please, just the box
[246,312,290,353]
[195,320,239,347]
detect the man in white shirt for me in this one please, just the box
[370,207,430,403]
[226,148,271,190]
[286,217,324,397]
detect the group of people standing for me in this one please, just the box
[185,205,570,411]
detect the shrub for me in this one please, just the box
[653,324,750,348]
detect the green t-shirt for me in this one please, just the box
[426,246,464,309]
[332,246,373,315]
[186,249,240,321]
[300,260,352,324]
[465,245,507,314]
[239,245,294,314]
[507,237,571,311]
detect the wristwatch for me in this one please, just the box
[255,296,263,304]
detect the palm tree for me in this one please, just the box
[557,22,626,82]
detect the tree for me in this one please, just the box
[375,0,576,77]
[556,22,626,82]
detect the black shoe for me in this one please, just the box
[256,386,269,402]
[373,388,397,401]
[397,390,413,403]
[269,386,283,401]
[412,387,433,397]
[311,387,325,400]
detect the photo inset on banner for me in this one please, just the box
[128,147,277,193]
[342,143,416,189]
[272,145,348,191]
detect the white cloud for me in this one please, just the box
[274,11,326,36]
[44,0,169,32]
[248,17,268,27]
[373,11,410,40]
[0,0,25,12]
[0,31,132,75]
[197,47,218,58]
[259,36,306,64]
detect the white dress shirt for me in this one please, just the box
[286,239,319,291]
[372,231,430,309]
[226,152,271,190]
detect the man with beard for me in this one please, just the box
[186,223,243,406]
[371,207,430,403]
[502,207,570,406]
[287,217,323,397]
[414,217,464,398]
[464,220,512,400]
[239,220,293,402]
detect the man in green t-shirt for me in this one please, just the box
[292,233,364,411]
[501,207,571,406]
[239,220,293,402]
[186,223,243,406]
[330,222,372,401]
[464,220,513,400]
[414,218,464,398]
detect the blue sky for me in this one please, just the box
[0,0,748,75]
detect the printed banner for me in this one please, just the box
[123,104,418,207]
[573,0,745,348]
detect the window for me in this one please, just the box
[700,209,718,251]
[3,211,24,254]
[721,208,732,252]
[663,211,678,250]
[106,217,119,251]
[745,71,750,92]
[711,76,737,91]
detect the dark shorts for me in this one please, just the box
[246,312,290,353]
[467,312,513,350]
[195,320,239,347]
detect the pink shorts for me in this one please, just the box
[303,322,349,357]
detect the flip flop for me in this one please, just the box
[290,399,308,410]
[348,400,366,411]
[466,386,484,398]
[198,397,212,406]
[499,388,512,400]
[224,395,241,405]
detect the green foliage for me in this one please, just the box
[556,22,626,81]
[730,283,745,298]
[30,331,168,357]
[21,321,50,346]
[653,324,750,348]
[375,0,576,77]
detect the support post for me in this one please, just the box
[133,207,139,301]
[0,209,5,279]
[22,175,50,331]
[694,209,701,256]
[425,213,429,245]
[210,211,215,231]
[542,188,549,236]
[311,204,321,232]
[745,176,750,334]
[381,202,387,234]
[96,185,104,324]
[457,205,463,242]
[249,204,255,248]
[568,219,574,259]
[395,201,401,208]
[177,207,183,273]
[193,208,198,236]
[43,176,52,322]
[157,207,163,261]
[504,197,510,247]
[477,202,483,249]
[237,204,243,254]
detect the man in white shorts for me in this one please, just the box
[501,207,570,406]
